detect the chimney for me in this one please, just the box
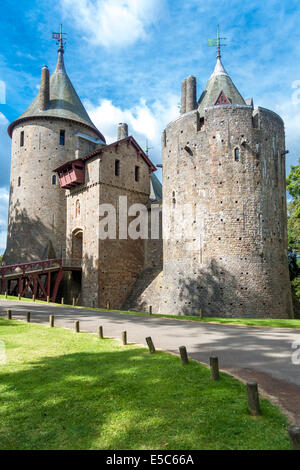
[117,123,128,140]
[185,76,197,112]
[181,79,187,115]
[39,65,50,111]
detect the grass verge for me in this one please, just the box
[0,317,290,450]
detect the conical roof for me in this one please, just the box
[198,57,246,116]
[8,50,105,141]
[150,172,162,203]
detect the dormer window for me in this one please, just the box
[60,130,65,146]
[20,131,24,147]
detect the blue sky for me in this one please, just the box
[0,0,300,254]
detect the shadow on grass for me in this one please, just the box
[0,341,290,451]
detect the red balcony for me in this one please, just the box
[58,162,85,189]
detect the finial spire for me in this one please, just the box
[208,25,226,59]
[52,24,67,54]
[52,25,67,73]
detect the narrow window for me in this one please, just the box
[75,200,80,218]
[115,159,120,177]
[60,130,65,146]
[52,175,56,185]
[20,131,24,147]
[135,166,140,182]
[234,148,240,161]
[18,176,21,187]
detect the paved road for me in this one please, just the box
[1,300,300,422]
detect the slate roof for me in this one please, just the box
[198,57,246,116]
[8,50,105,141]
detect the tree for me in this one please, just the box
[287,160,300,301]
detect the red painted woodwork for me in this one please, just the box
[58,162,85,189]
[215,90,231,105]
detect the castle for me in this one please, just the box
[3,34,294,318]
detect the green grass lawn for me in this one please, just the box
[1,294,300,329]
[0,317,291,450]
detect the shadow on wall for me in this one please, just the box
[3,191,62,265]
[177,258,290,319]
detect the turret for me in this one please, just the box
[117,123,129,140]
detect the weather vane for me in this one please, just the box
[52,24,67,52]
[208,25,226,58]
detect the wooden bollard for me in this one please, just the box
[7,310,12,320]
[75,321,80,333]
[247,382,261,416]
[32,294,35,302]
[73,297,76,307]
[149,306,153,315]
[98,326,104,339]
[146,337,156,354]
[61,298,64,305]
[18,294,21,301]
[200,309,203,320]
[210,357,220,381]
[5,292,7,299]
[26,312,31,323]
[106,300,110,310]
[288,426,300,450]
[122,331,127,345]
[49,315,54,328]
[47,296,50,303]
[179,346,189,365]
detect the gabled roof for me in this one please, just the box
[53,136,157,173]
[198,57,246,116]
[8,50,105,141]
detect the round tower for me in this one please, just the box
[4,39,105,264]
[161,52,293,319]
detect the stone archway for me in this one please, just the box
[71,229,83,263]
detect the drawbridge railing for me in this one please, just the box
[0,258,82,303]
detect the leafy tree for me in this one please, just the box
[287,160,300,301]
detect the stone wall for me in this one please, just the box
[161,104,293,318]
[4,118,99,265]
[66,140,152,308]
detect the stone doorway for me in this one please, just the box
[72,229,83,263]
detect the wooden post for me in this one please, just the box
[73,297,75,307]
[288,426,300,450]
[5,291,7,299]
[106,300,110,310]
[122,331,127,345]
[7,310,12,320]
[200,309,203,320]
[32,294,35,302]
[210,357,220,381]
[18,294,21,301]
[146,337,156,354]
[149,306,153,315]
[49,315,54,328]
[26,312,31,323]
[179,346,189,365]
[247,382,261,416]
[98,326,104,339]
[75,321,80,333]
[47,296,50,303]
[61,298,64,305]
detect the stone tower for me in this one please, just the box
[161,48,294,318]
[4,38,105,264]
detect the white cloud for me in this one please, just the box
[60,0,166,48]
[85,94,179,164]
[0,113,10,254]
